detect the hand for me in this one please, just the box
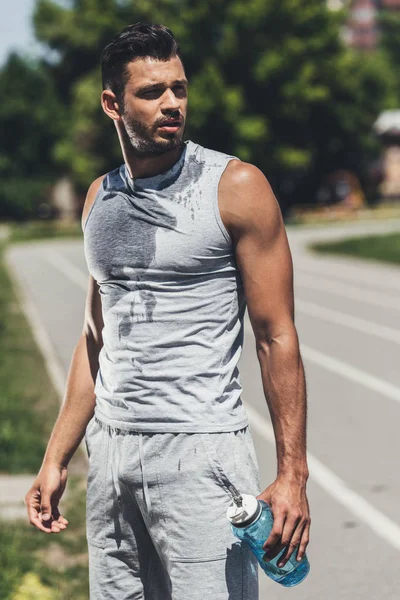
[25,463,69,534]
[256,475,310,567]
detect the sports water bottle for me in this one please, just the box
[226,492,310,587]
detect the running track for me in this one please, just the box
[6,219,400,599]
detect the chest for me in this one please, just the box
[83,188,233,284]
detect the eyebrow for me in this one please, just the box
[136,79,188,94]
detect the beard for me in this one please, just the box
[121,112,185,157]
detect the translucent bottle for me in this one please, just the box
[226,493,310,587]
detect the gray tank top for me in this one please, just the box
[83,140,249,432]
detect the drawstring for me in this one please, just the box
[109,426,151,514]
[138,433,152,513]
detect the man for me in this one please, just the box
[25,23,310,600]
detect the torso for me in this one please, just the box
[81,139,249,433]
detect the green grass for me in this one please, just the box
[8,220,83,244]
[0,477,89,600]
[288,201,400,226]
[0,219,83,472]
[0,220,89,599]
[0,240,61,473]
[311,232,400,265]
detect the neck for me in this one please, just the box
[117,125,185,180]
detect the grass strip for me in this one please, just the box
[0,477,89,600]
[311,232,400,265]
[0,220,89,598]
[0,219,83,472]
[0,239,60,473]
[9,220,83,244]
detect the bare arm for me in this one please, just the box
[42,275,104,468]
[219,161,310,565]
[25,176,105,533]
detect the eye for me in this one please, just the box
[173,85,187,97]
[140,88,163,99]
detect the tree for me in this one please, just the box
[0,54,65,219]
[32,0,395,209]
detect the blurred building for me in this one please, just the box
[51,176,79,222]
[373,111,400,198]
[380,0,400,9]
[339,0,400,50]
[342,0,379,49]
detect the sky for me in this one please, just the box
[0,0,44,67]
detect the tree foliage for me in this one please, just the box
[0,54,65,219]
[32,0,394,208]
[0,0,397,219]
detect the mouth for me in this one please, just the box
[157,119,183,133]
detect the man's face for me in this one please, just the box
[119,56,188,156]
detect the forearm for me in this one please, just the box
[256,327,308,482]
[42,333,101,469]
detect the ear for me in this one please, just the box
[101,89,122,121]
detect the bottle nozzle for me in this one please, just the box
[228,485,243,507]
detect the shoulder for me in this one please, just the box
[88,174,107,196]
[81,174,107,232]
[221,160,272,193]
[219,160,282,241]
[189,140,236,166]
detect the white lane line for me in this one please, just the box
[294,261,400,293]
[246,404,400,551]
[295,272,400,311]
[296,299,400,345]
[42,251,88,290]
[300,343,400,405]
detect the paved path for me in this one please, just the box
[4,219,400,599]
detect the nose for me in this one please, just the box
[161,87,181,112]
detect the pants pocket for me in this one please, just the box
[84,415,98,458]
[201,428,261,499]
[157,433,237,562]
[200,431,239,499]
[170,542,259,600]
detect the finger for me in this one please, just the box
[296,520,311,562]
[27,504,52,533]
[26,490,52,533]
[277,521,304,567]
[51,518,67,532]
[52,506,68,525]
[262,514,285,554]
[40,488,54,522]
[31,516,53,533]
[264,511,302,563]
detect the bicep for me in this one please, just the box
[229,169,295,342]
[81,176,106,346]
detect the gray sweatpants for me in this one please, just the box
[85,416,261,600]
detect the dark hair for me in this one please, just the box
[101,23,182,107]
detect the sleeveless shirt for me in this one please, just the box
[83,139,249,432]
